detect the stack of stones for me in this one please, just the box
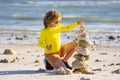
[72,26,91,74]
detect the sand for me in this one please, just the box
[0,43,120,80]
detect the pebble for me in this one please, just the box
[80,77,90,80]
[34,60,40,63]
[95,59,102,62]
[37,68,46,72]
[112,69,120,74]
[100,53,108,55]
[92,68,102,71]
[116,63,120,66]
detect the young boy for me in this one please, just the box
[38,10,84,70]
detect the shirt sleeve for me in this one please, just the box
[60,22,78,31]
[38,30,46,48]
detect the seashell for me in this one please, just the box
[3,49,16,55]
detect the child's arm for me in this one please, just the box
[60,21,84,31]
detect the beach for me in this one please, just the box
[0,0,120,80]
[0,40,120,80]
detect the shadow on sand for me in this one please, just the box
[0,70,56,76]
[0,70,43,75]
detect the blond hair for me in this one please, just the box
[43,10,61,28]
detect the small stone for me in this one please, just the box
[15,37,23,40]
[37,68,45,72]
[116,63,120,66]
[112,69,120,74]
[92,68,102,71]
[67,36,70,39]
[34,60,40,63]
[100,53,108,55]
[108,36,116,40]
[108,63,114,66]
[80,77,86,80]
[0,59,10,63]
[3,49,16,55]
[10,59,16,63]
[103,64,106,67]
[95,59,102,62]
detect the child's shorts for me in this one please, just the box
[60,41,78,57]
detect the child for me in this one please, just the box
[38,10,84,70]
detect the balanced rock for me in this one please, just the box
[78,40,91,48]
[75,46,89,56]
[78,35,89,41]
[72,60,87,69]
[73,54,89,61]
[77,31,88,36]
[73,68,89,74]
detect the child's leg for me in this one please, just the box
[60,41,78,62]
[44,58,54,70]
[45,52,66,69]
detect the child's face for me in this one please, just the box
[47,14,62,28]
[55,16,62,24]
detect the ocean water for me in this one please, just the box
[0,0,120,46]
[0,0,120,31]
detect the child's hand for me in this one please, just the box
[46,45,52,50]
[77,21,86,31]
[77,21,84,27]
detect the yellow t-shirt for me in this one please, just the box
[38,22,78,54]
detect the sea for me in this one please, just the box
[0,0,120,46]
